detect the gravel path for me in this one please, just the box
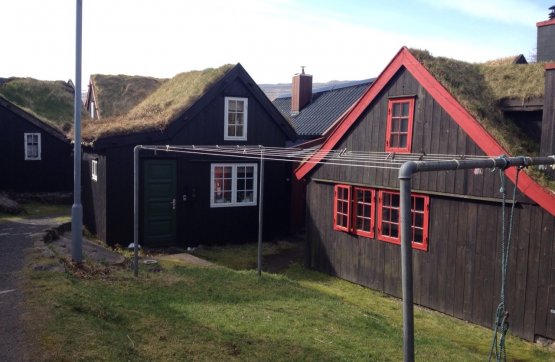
[0,218,58,362]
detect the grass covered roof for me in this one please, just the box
[0,77,87,132]
[81,64,234,141]
[409,49,545,156]
[90,74,166,118]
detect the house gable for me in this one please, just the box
[90,64,295,148]
[296,47,555,217]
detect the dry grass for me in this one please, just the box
[410,49,540,156]
[91,74,166,119]
[482,55,524,66]
[0,77,88,132]
[480,62,545,102]
[81,64,234,141]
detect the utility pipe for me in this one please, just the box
[257,148,265,276]
[71,0,83,263]
[398,155,555,362]
[133,145,141,276]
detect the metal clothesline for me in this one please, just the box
[138,144,498,170]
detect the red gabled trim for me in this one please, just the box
[295,47,408,180]
[537,18,555,27]
[295,46,555,217]
[545,63,555,71]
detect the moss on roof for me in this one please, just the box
[409,49,543,156]
[91,74,166,118]
[81,64,234,141]
[0,77,87,132]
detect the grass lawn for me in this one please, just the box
[0,202,70,222]
[23,240,553,361]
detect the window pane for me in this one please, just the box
[414,197,424,211]
[413,228,423,243]
[383,193,391,206]
[362,204,370,218]
[229,100,238,112]
[382,222,390,236]
[393,103,401,116]
[236,100,244,112]
[401,118,408,132]
[401,102,409,116]
[414,213,424,227]
[392,194,400,206]
[391,209,398,223]
[399,135,407,147]
[228,125,236,137]
[391,224,398,238]
[383,207,390,221]
[223,190,232,203]
[363,219,370,231]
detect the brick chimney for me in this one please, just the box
[541,64,555,156]
[291,67,312,115]
[537,6,555,62]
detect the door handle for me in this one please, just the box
[171,199,176,210]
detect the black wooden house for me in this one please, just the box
[295,46,555,342]
[0,79,75,192]
[82,64,296,247]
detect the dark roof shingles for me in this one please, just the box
[273,80,373,137]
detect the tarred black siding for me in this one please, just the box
[84,74,293,246]
[306,181,555,341]
[305,67,555,341]
[0,103,72,192]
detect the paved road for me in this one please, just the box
[0,218,57,362]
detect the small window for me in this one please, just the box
[353,187,375,238]
[377,190,429,251]
[91,160,98,181]
[224,97,248,141]
[24,133,41,160]
[333,185,351,231]
[90,101,96,119]
[333,185,375,238]
[211,163,257,207]
[385,98,415,153]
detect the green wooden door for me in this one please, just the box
[143,160,177,245]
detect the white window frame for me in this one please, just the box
[24,133,41,160]
[91,160,98,181]
[210,163,258,208]
[224,97,248,141]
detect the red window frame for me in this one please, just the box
[333,185,351,232]
[377,190,429,251]
[352,187,375,238]
[385,97,415,153]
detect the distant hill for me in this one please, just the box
[260,80,366,100]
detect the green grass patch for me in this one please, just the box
[23,242,553,361]
[0,202,70,222]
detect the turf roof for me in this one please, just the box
[0,77,87,132]
[409,49,545,156]
[90,74,166,119]
[81,64,234,141]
